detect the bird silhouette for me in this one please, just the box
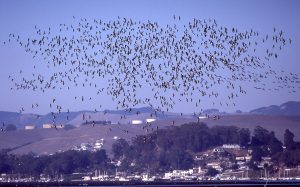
[4,16,299,125]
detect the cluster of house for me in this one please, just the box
[2,143,300,182]
[23,118,157,130]
[162,144,300,181]
[131,118,156,125]
[71,139,105,152]
[162,144,252,180]
[24,124,65,130]
[67,144,300,182]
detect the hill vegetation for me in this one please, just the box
[111,122,287,173]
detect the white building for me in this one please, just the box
[43,124,64,129]
[80,143,89,151]
[213,147,225,153]
[25,125,35,130]
[43,124,52,129]
[207,162,222,171]
[222,144,241,149]
[131,120,143,125]
[146,118,156,123]
[94,139,104,150]
[164,169,194,179]
[245,155,252,162]
[236,156,246,161]
[55,124,64,129]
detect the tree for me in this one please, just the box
[238,128,250,147]
[251,126,270,146]
[167,148,193,170]
[92,149,108,167]
[72,151,91,170]
[247,160,258,170]
[30,156,47,175]
[112,138,130,160]
[251,147,263,162]
[231,163,239,170]
[251,126,283,157]
[206,167,219,177]
[284,129,295,150]
[0,153,11,173]
[268,131,283,155]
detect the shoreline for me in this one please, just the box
[1,180,300,187]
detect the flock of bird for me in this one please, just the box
[2,16,299,131]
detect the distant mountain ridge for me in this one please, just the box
[0,107,176,129]
[250,101,300,116]
[0,101,299,129]
[0,111,84,128]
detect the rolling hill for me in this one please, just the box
[250,101,300,116]
[0,101,299,155]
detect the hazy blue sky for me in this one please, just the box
[0,0,299,114]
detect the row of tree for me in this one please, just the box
[273,129,300,167]
[112,122,300,173]
[0,150,114,178]
[112,122,251,173]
